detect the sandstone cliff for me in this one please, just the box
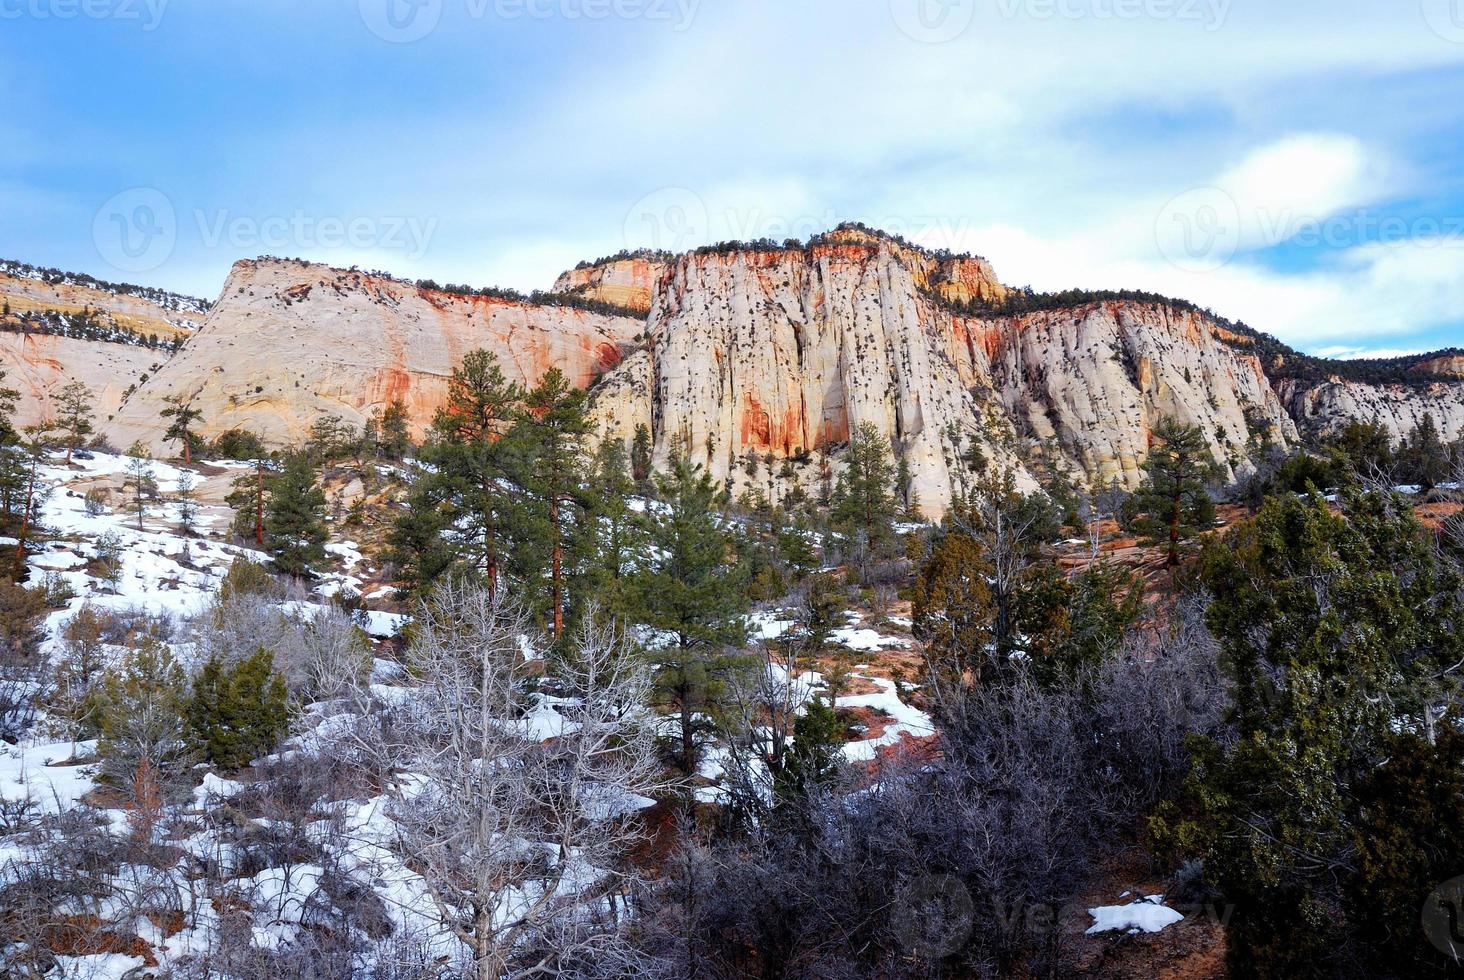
[106,259,643,452]
[26,223,1459,519]
[1,332,166,430]
[1,262,205,431]
[551,255,670,316]
[1279,378,1464,446]
[587,229,1297,513]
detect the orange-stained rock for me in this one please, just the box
[586,235,1303,517]
[551,256,669,316]
[106,259,642,452]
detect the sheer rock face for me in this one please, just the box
[1,332,163,430]
[1280,379,1464,445]
[58,231,1464,519]
[106,259,642,453]
[587,235,1297,516]
[551,257,668,316]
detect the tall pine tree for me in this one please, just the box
[53,380,94,464]
[1133,417,1216,568]
[517,368,590,639]
[631,460,749,776]
[160,396,204,465]
[395,349,523,596]
[831,421,898,553]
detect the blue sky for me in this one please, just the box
[3,0,1464,356]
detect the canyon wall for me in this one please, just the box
[105,259,643,453]
[7,225,1449,519]
[587,229,1298,513]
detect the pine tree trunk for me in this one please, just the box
[1168,476,1182,568]
[12,462,36,580]
[254,465,265,547]
[679,673,695,776]
[551,495,563,640]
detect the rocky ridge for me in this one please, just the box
[6,226,1460,518]
[105,259,643,451]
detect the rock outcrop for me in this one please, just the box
[106,259,643,452]
[588,229,1297,513]
[1280,379,1464,446]
[1,332,166,430]
[551,255,669,316]
[1,263,205,431]
[21,223,1454,519]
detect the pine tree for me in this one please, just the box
[1132,418,1216,568]
[53,380,94,465]
[398,349,523,596]
[1153,490,1464,973]
[517,368,590,639]
[377,398,413,460]
[122,446,159,533]
[776,694,844,804]
[575,437,645,622]
[306,413,359,468]
[631,423,654,490]
[0,372,25,545]
[912,530,996,688]
[186,649,290,770]
[1401,412,1451,489]
[7,430,48,581]
[95,641,191,788]
[632,460,749,776]
[175,468,199,536]
[263,452,329,577]
[160,396,203,465]
[831,422,897,554]
[225,457,270,547]
[0,367,18,446]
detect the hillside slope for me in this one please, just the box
[1,259,207,429]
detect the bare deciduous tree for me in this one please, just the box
[335,582,669,979]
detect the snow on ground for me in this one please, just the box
[26,452,407,650]
[836,677,934,763]
[1086,895,1184,935]
[0,738,98,814]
